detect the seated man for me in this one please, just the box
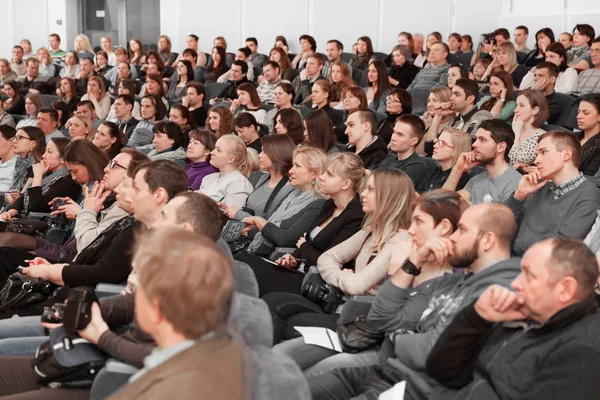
[218,47,255,82]
[246,37,267,69]
[445,79,493,136]
[427,237,600,399]
[215,60,251,102]
[10,45,26,77]
[577,36,600,95]
[0,98,15,128]
[344,109,387,169]
[444,120,521,205]
[256,61,281,104]
[182,82,207,127]
[16,58,50,95]
[531,61,564,124]
[36,107,65,140]
[407,42,450,114]
[507,130,600,256]
[0,58,17,86]
[294,52,326,105]
[75,57,108,98]
[108,94,139,138]
[104,47,138,87]
[309,203,521,400]
[76,100,103,130]
[377,114,434,187]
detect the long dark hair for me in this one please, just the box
[209,46,227,76]
[99,121,125,157]
[305,109,335,152]
[20,126,46,161]
[171,104,197,130]
[154,121,186,149]
[545,42,568,72]
[480,70,514,112]
[535,28,555,54]
[369,60,391,101]
[357,36,374,59]
[178,59,195,82]
[275,108,304,145]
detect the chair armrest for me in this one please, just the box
[95,284,126,299]
[89,359,139,400]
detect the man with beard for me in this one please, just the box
[443,119,521,204]
[309,202,522,400]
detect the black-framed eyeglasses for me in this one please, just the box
[109,159,127,170]
[12,135,32,142]
[433,137,454,149]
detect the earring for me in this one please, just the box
[311,180,315,186]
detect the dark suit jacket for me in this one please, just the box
[580,132,600,176]
[109,331,245,400]
[297,195,365,267]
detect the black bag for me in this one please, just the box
[336,300,385,353]
[0,272,57,313]
[32,326,107,388]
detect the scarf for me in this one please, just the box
[24,166,70,213]
[568,45,589,63]
[147,146,187,162]
[11,155,34,191]
[247,188,317,253]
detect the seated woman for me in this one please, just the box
[242,152,365,296]
[351,36,374,71]
[59,51,80,79]
[519,42,578,93]
[577,94,600,176]
[94,50,111,77]
[275,108,304,146]
[483,41,528,88]
[476,70,516,121]
[128,94,167,148]
[168,104,197,138]
[231,82,267,124]
[204,46,228,84]
[304,109,338,154]
[292,35,317,71]
[262,168,414,343]
[66,115,94,141]
[0,138,80,221]
[329,61,353,109]
[81,76,111,120]
[342,86,368,115]
[93,121,125,159]
[146,121,187,165]
[420,87,454,156]
[16,93,42,129]
[55,77,80,114]
[140,73,169,109]
[270,46,296,82]
[233,112,262,153]
[234,146,327,261]
[198,134,254,208]
[129,38,145,65]
[364,60,391,115]
[3,81,25,115]
[388,44,420,89]
[52,100,72,136]
[108,61,132,97]
[166,60,194,103]
[186,129,216,190]
[157,35,177,66]
[36,48,55,79]
[509,90,548,171]
[225,134,296,224]
[376,88,413,145]
[8,127,45,195]
[447,63,468,89]
[470,57,491,92]
[523,27,555,69]
[206,105,234,139]
[276,189,465,376]
[265,82,296,132]
[416,128,472,193]
[310,79,343,129]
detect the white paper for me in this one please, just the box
[96,10,105,18]
[260,257,278,266]
[378,381,406,400]
[294,326,342,352]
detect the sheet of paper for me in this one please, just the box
[260,257,278,266]
[294,326,342,352]
[378,381,406,400]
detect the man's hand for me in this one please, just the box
[475,284,527,322]
[455,151,481,173]
[76,303,109,345]
[83,182,111,214]
[410,237,454,265]
[514,169,547,201]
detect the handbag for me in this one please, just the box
[336,298,385,353]
[0,272,57,313]
[32,326,107,388]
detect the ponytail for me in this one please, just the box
[239,147,259,177]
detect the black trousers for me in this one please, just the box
[234,253,305,297]
[0,356,89,399]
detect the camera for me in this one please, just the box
[481,33,495,46]
[41,303,67,324]
[51,199,67,213]
[301,277,345,314]
[62,287,98,330]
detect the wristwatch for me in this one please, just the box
[401,259,421,276]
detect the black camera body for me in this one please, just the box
[301,278,345,314]
[481,32,496,46]
[62,287,97,331]
[51,199,67,213]
[41,303,67,324]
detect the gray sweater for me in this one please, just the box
[507,179,600,256]
[233,173,296,221]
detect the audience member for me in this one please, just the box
[364,60,391,114]
[447,32,462,55]
[292,34,317,70]
[270,46,296,82]
[342,86,368,116]
[93,121,125,158]
[76,100,102,131]
[36,48,55,79]
[0,126,17,192]
[0,98,16,129]
[0,58,17,85]
[559,32,574,50]
[568,24,595,69]
[9,126,45,192]
[128,94,167,148]
[233,112,262,153]
[206,105,234,139]
[446,79,493,135]
[304,109,338,154]
[143,73,168,108]
[66,115,94,141]
[48,33,66,59]
[256,61,281,103]
[527,62,567,125]
[344,109,387,169]
[56,77,80,114]
[10,45,26,77]
[182,81,207,127]
[204,46,228,84]
[166,60,194,102]
[60,51,80,79]
[376,88,413,145]
[294,52,325,104]
[420,86,453,154]
[322,40,348,80]
[444,119,520,204]
[274,108,304,145]
[36,107,65,140]
[485,41,528,87]
[514,25,531,53]
[328,61,353,108]
[128,38,145,65]
[231,82,266,124]
[508,130,600,255]
[520,42,578,93]
[16,93,42,129]
[265,82,295,132]
[577,93,600,176]
[509,90,548,169]
[446,63,467,89]
[157,35,177,65]
[81,76,110,120]
[144,121,187,165]
[16,58,50,94]
[246,37,267,68]
[407,41,450,114]
[476,70,516,121]
[185,129,216,190]
[577,36,600,95]
[351,36,374,70]
[169,104,197,137]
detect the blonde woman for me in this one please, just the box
[417,128,473,193]
[482,41,528,88]
[66,115,94,141]
[36,48,55,78]
[81,76,110,120]
[99,36,116,66]
[74,34,94,60]
[263,168,415,343]
[420,87,454,156]
[198,134,254,208]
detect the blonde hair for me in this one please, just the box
[422,86,453,124]
[440,128,472,165]
[87,76,106,101]
[67,115,94,141]
[135,227,233,338]
[495,42,518,73]
[36,48,51,66]
[364,169,415,251]
[74,34,93,52]
[293,146,327,195]
[323,152,367,194]
[244,147,260,177]
[219,134,256,177]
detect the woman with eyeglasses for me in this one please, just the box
[376,88,413,146]
[9,127,45,197]
[416,128,472,193]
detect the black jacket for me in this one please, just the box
[427,297,600,400]
[295,196,365,267]
[8,175,81,215]
[346,136,388,170]
[579,131,600,177]
[219,76,250,101]
[389,62,421,89]
[117,117,140,139]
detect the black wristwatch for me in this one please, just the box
[401,259,421,276]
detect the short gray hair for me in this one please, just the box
[392,44,414,64]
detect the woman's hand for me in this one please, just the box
[230,99,240,112]
[88,91,97,103]
[27,257,50,266]
[296,234,306,249]
[499,88,507,101]
[0,211,15,221]
[242,216,268,231]
[224,206,240,219]
[83,182,111,214]
[276,253,298,268]
[32,161,48,179]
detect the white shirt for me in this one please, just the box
[519,67,579,94]
[0,156,17,192]
[198,170,253,209]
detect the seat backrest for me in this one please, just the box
[340,52,353,63]
[232,260,259,298]
[40,94,58,107]
[227,292,273,347]
[372,52,387,62]
[204,82,229,106]
[351,67,363,85]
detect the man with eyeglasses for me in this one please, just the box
[377,114,434,187]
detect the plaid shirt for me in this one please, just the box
[577,69,600,95]
[549,172,586,200]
